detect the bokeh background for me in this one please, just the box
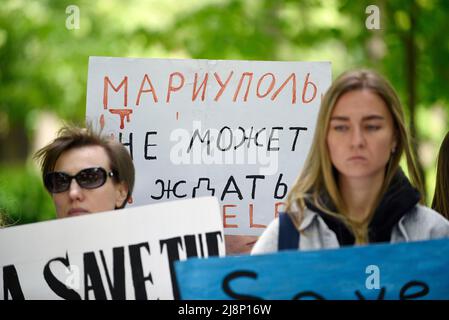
[1,0,448,225]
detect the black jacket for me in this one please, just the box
[305,169,421,245]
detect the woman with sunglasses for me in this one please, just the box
[35,125,135,219]
[252,69,449,254]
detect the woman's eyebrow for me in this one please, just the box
[330,115,385,121]
[330,116,349,121]
[362,115,385,121]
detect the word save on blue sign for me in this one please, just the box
[175,239,449,300]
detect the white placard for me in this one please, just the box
[0,197,224,300]
[86,57,331,235]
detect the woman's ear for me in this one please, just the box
[392,141,397,154]
[115,182,129,209]
[391,131,398,154]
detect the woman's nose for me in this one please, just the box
[68,179,84,201]
[350,127,366,149]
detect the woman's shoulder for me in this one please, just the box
[250,209,319,255]
[410,205,449,222]
[400,204,449,239]
[250,217,280,255]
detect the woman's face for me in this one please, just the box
[326,89,397,182]
[51,145,128,219]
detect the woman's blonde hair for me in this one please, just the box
[285,69,424,243]
[432,131,449,219]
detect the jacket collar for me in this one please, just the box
[303,169,421,245]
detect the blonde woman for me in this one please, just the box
[252,70,449,254]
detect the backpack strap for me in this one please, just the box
[278,212,300,251]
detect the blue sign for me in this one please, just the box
[175,239,449,300]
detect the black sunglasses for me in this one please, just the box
[44,167,115,193]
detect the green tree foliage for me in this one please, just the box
[0,165,54,225]
[0,0,448,223]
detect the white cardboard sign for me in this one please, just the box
[86,57,331,235]
[0,197,224,300]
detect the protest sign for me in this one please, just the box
[175,239,449,300]
[0,197,224,300]
[86,57,332,239]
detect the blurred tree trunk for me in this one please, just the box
[404,0,427,201]
[0,122,29,164]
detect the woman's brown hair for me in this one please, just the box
[432,131,449,219]
[34,125,135,209]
